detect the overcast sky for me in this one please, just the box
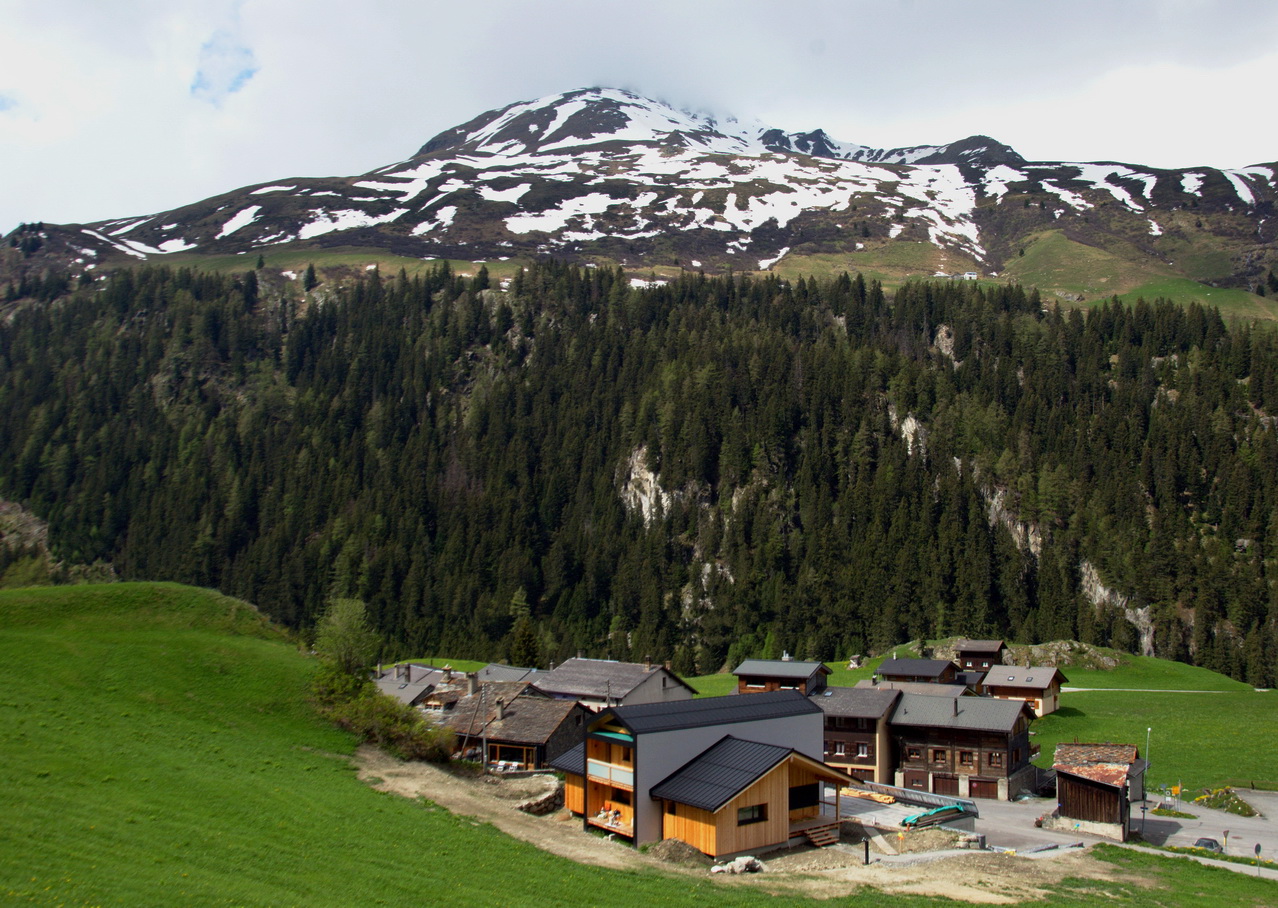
[3,0,1278,234]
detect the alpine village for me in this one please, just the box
[6,87,1278,905]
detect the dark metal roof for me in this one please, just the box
[549,741,584,775]
[732,659,832,680]
[955,671,987,687]
[877,658,955,678]
[650,736,792,812]
[953,639,1006,654]
[605,689,820,734]
[810,686,900,719]
[982,665,1068,690]
[890,692,1030,733]
[530,657,697,700]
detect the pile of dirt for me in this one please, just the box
[647,838,713,866]
[892,827,960,854]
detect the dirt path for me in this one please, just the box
[354,746,1150,903]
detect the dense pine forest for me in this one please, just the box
[3,262,1278,683]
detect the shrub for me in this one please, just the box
[310,667,453,762]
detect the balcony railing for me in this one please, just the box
[586,759,633,787]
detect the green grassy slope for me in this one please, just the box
[0,584,818,906]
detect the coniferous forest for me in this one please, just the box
[3,262,1278,683]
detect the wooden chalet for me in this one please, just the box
[440,689,588,770]
[551,690,847,855]
[890,693,1036,799]
[982,665,1068,717]
[529,657,696,711]
[952,639,1009,671]
[733,657,832,695]
[809,687,900,783]
[875,658,958,685]
[1048,743,1146,841]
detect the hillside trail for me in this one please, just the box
[354,745,1140,903]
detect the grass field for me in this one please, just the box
[4,584,1276,906]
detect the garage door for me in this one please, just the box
[932,775,959,796]
[969,778,999,799]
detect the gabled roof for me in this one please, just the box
[530,657,697,700]
[477,663,539,683]
[1052,743,1143,788]
[854,679,967,698]
[371,665,446,706]
[877,658,955,678]
[733,659,832,681]
[983,665,1068,690]
[650,736,793,812]
[549,741,585,775]
[809,686,900,719]
[441,691,581,745]
[955,670,987,688]
[603,689,820,735]
[953,639,1006,654]
[890,692,1030,733]
[1054,743,1138,765]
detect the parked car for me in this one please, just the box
[1193,837,1223,853]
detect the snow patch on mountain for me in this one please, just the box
[478,182,532,204]
[217,205,263,238]
[298,207,407,239]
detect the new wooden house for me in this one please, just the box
[1048,743,1146,841]
[551,690,847,856]
[530,657,696,710]
[982,665,1068,717]
[890,693,1036,799]
[733,658,832,695]
[809,687,899,783]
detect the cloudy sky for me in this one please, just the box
[3,0,1277,234]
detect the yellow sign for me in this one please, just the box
[1172,785,1181,796]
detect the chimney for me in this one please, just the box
[395,663,403,680]
[467,672,478,696]
[443,664,453,682]
[495,698,505,721]
[781,651,792,662]
[952,697,958,716]
[405,664,412,683]
[664,661,672,672]
[644,656,652,671]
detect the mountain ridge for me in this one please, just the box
[4,87,1276,300]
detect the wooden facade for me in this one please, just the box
[658,757,841,858]
[583,728,636,837]
[564,772,584,814]
[822,715,891,783]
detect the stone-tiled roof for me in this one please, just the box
[531,657,696,700]
[983,665,1068,690]
[877,658,955,679]
[854,679,967,698]
[441,691,581,745]
[809,686,900,719]
[953,639,1006,654]
[890,692,1029,733]
[733,659,832,680]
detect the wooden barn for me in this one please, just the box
[1048,743,1145,841]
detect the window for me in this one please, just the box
[906,747,922,761]
[745,678,765,689]
[931,748,947,764]
[834,742,846,756]
[856,743,870,759]
[988,752,1004,768]
[665,800,677,815]
[737,804,767,826]
[959,751,974,767]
